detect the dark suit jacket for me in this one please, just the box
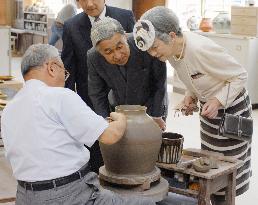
[87,35,168,118]
[61,6,135,107]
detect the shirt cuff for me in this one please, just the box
[150,116,162,119]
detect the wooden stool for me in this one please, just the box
[157,149,243,205]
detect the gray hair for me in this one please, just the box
[91,17,125,47]
[140,6,182,42]
[21,44,60,76]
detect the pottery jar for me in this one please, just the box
[100,105,162,175]
[212,11,231,34]
[187,16,201,31]
[199,18,213,32]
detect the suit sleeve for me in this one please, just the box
[87,54,110,118]
[148,58,167,117]
[61,22,76,91]
[125,10,136,33]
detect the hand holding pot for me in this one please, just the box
[99,112,126,145]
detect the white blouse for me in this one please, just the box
[169,32,247,107]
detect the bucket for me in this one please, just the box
[158,132,184,164]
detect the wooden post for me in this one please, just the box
[198,179,212,205]
[225,171,236,205]
[132,0,166,20]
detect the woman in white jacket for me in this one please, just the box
[133,6,252,205]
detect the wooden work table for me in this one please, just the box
[157,149,243,205]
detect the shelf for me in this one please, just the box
[24,29,48,36]
[195,31,257,40]
[24,11,48,15]
[24,19,47,24]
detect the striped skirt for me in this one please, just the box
[200,89,252,197]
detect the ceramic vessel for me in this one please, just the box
[100,105,162,175]
[212,11,231,34]
[199,18,213,32]
[187,16,201,31]
[158,132,184,164]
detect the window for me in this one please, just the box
[166,0,246,30]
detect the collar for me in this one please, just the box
[25,79,47,87]
[88,6,106,26]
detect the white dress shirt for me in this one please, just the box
[88,6,106,26]
[1,79,108,182]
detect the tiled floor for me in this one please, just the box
[0,57,257,204]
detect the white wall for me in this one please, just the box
[106,0,132,10]
[0,26,11,75]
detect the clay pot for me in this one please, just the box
[199,18,213,32]
[100,105,162,175]
[158,132,184,164]
[212,11,231,34]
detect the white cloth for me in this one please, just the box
[56,4,77,25]
[88,6,106,26]
[1,79,108,182]
[169,32,247,107]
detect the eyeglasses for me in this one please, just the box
[53,62,70,81]
[64,69,70,81]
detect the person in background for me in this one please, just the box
[134,6,252,205]
[88,17,167,130]
[61,0,135,173]
[48,0,79,46]
[1,44,155,205]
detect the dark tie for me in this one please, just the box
[119,66,127,81]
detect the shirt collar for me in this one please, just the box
[88,6,106,26]
[25,79,47,87]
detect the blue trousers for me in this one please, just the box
[49,22,63,46]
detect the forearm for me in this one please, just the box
[99,115,126,145]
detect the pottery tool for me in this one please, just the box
[183,148,237,163]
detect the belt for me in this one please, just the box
[18,164,90,191]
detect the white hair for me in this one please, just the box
[140,6,182,42]
[21,44,60,76]
[90,17,125,47]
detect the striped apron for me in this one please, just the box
[200,89,252,197]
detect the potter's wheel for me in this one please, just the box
[99,166,168,202]
[100,177,169,202]
[99,166,161,186]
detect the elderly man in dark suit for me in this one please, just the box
[62,0,135,106]
[61,0,135,173]
[88,17,168,130]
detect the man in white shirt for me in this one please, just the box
[1,44,154,205]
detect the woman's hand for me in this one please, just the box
[181,96,198,116]
[183,96,196,107]
[201,98,222,119]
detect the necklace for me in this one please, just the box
[173,37,185,62]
